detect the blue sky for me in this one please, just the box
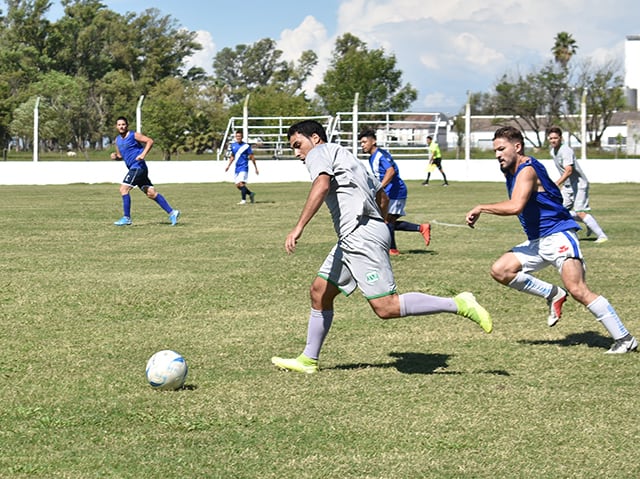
[45,0,640,115]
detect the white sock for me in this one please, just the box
[508,271,554,299]
[302,309,333,360]
[581,214,606,239]
[587,296,629,340]
[399,292,457,317]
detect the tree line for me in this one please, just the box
[0,2,627,159]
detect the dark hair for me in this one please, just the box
[427,135,433,140]
[117,116,128,125]
[287,120,328,143]
[358,128,376,140]
[547,126,562,136]
[493,126,525,151]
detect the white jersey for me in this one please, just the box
[550,143,589,190]
[305,143,384,239]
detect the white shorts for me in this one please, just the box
[234,171,249,184]
[511,230,583,274]
[562,184,591,212]
[317,218,397,299]
[387,198,407,216]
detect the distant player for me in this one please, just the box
[225,131,259,205]
[548,126,608,243]
[110,116,180,226]
[358,129,431,255]
[422,135,448,186]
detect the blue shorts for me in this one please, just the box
[122,167,153,190]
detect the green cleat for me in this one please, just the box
[271,354,319,374]
[454,292,493,333]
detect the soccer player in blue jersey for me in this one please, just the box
[465,126,636,354]
[270,120,492,374]
[358,129,431,255]
[110,116,180,226]
[225,131,259,205]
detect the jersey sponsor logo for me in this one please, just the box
[366,270,380,284]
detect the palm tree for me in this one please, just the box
[552,32,578,69]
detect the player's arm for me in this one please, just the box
[376,187,389,218]
[249,153,259,175]
[285,173,330,254]
[110,142,122,160]
[465,166,537,227]
[380,166,395,188]
[225,153,235,171]
[555,164,573,186]
[133,132,153,161]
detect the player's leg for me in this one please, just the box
[560,258,636,352]
[143,185,175,217]
[272,247,349,373]
[355,219,491,332]
[437,160,449,185]
[492,246,566,326]
[573,186,607,241]
[386,214,400,254]
[114,182,134,225]
[234,171,250,204]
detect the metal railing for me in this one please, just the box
[217,111,443,161]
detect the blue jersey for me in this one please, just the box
[506,156,580,240]
[116,131,147,170]
[230,141,253,173]
[368,148,407,200]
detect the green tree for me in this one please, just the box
[0,0,52,144]
[315,33,416,114]
[142,77,192,160]
[492,62,569,147]
[10,72,91,154]
[552,31,578,69]
[213,38,317,104]
[576,59,626,147]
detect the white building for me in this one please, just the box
[625,35,640,110]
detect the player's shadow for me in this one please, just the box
[331,351,456,375]
[397,249,438,256]
[518,330,611,350]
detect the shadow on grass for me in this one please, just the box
[393,249,438,256]
[331,352,512,376]
[518,330,611,350]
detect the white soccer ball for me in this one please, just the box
[145,350,188,391]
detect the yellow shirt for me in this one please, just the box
[428,141,441,160]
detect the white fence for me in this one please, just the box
[0,158,638,185]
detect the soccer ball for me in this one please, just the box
[145,350,188,391]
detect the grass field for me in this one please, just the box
[0,180,639,478]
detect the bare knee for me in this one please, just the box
[490,263,517,285]
[145,187,157,199]
[309,277,339,310]
[368,295,400,319]
[490,253,520,285]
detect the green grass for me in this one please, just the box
[0,181,639,478]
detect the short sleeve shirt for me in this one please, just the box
[305,143,384,238]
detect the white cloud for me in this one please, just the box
[278,16,333,95]
[183,30,216,75]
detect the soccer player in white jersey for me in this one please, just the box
[271,120,492,374]
[548,126,608,243]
